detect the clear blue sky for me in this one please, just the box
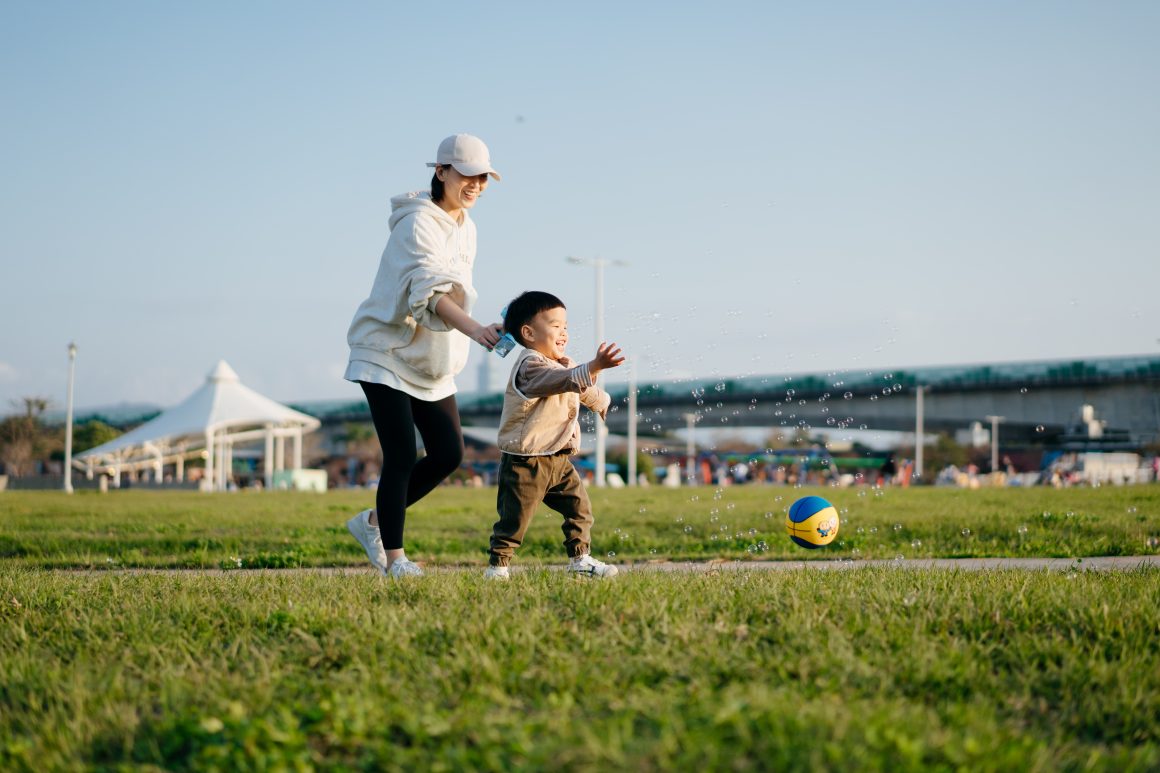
[2,1,1158,413]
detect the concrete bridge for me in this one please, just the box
[294,354,1160,448]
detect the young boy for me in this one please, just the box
[485,290,625,580]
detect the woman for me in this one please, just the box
[344,134,503,577]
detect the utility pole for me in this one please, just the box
[915,385,926,481]
[985,415,1005,479]
[627,360,637,486]
[566,256,627,486]
[64,342,77,494]
[684,413,697,485]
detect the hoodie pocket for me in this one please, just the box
[356,317,417,355]
[402,326,468,380]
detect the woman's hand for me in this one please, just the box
[434,296,503,349]
[471,322,504,349]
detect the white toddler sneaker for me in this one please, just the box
[345,509,387,576]
[484,565,510,580]
[568,553,619,578]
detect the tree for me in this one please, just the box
[607,450,656,484]
[72,420,122,454]
[337,422,380,486]
[0,397,53,477]
[340,422,379,459]
[901,432,968,473]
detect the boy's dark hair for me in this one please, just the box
[430,168,445,202]
[504,291,566,346]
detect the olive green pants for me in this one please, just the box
[489,452,594,567]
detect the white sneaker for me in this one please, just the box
[345,509,387,576]
[568,553,619,578]
[484,565,510,580]
[388,557,424,578]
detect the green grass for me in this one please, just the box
[1,485,1158,569]
[3,487,1159,769]
[2,567,1158,771]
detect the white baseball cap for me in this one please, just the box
[426,134,502,181]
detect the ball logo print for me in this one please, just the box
[785,496,840,549]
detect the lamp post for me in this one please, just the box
[914,385,926,481]
[627,359,637,486]
[985,415,1004,480]
[64,342,77,494]
[566,255,627,486]
[684,413,698,485]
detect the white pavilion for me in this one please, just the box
[75,361,321,491]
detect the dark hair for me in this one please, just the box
[504,291,566,346]
[430,167,445,202]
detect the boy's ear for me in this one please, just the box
[521,323,535,343]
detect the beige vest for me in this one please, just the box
[497,350,584,456]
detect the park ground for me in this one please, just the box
[2,485,1159,770]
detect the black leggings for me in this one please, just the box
[360,381,464,550]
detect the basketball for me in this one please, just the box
[785,496,840,549]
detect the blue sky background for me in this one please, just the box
[2,1,1157,413]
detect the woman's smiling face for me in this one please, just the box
[436,165,488,218]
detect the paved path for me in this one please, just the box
[634,556,1160,572]
[49,556,1160,575]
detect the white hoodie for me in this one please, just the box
[346,192,478,398]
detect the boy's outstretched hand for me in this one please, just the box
[589,342,625,378]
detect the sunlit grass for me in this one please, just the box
[1,567,1157,770]
[1,485,1158,569]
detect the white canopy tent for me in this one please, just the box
[75,361,321,491]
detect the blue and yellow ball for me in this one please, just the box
[785,496,840,549]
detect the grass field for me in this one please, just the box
[1,485,1158,569]
[2,486,1159,770]
[2,566,1158,770]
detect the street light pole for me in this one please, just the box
[64,342,77,494]
[627,360,637,486]
[985,415,1004,480]
[684,413,697,485]
[566,256,627,487]
[915,385,926,481]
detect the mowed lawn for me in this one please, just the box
[2,486,1159,770]
[1,567,1158,770]
[1,484,1158,569]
